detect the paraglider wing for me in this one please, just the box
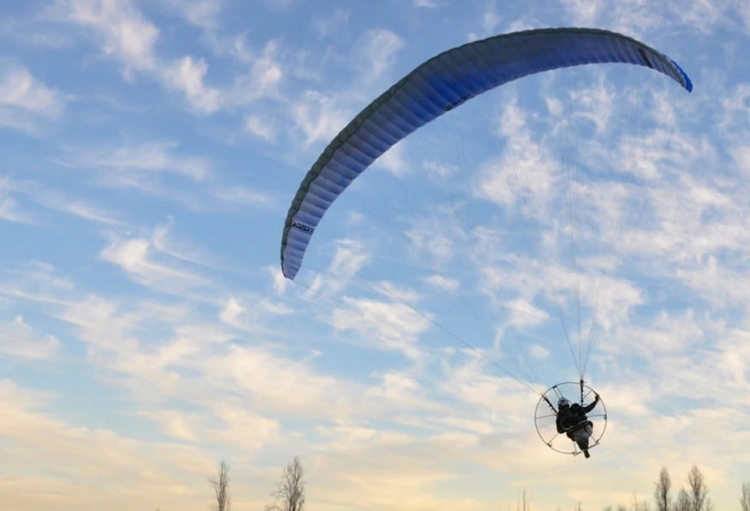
[280,27,692,280]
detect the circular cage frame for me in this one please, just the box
[534,381,608,456]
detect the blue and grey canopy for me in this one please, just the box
[280,27,692,280]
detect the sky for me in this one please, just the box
[1,1,750,510]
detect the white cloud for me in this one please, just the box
[150,221,222,269]
[0,67,65,132]
[218,297,243,327]
[76,141,211,184]
[602,310,709,362]
[560,0,602,25]
[0,68,64,115]
[0,176,123,226]
[474,100,559,210]
[291,90,351,146]
[212,184,275,208]
[559,0,665,35]
[312,9,350,37]
[163,56,221,114]
[329,239,370,281]
[355,29,405,83]
[314,423,377,452]
[0,192,34,224]
[245,114,276,142]
[58,294,142,351]
[438,355,534,423]
[139,409,199,441]
[668,0,725,32]
[160,0,226,30]
[407,228,454,265]
[331,297,431,358]
[244,41,283,99]
[223,37,284,94]
[615,129,713,182]
[422,274,460,292]
[731,145,750,176]
[209,402,280,452]
[46,282,439,429]
[51,0,227,113]
[620,175,741,267]
[199,37,285,113]
[259,299,293,316]
[423,159,459,181]
[373,140,409,176]
[481,255,643,333]
[720,83,750,130]
[289,30,403,147]
[38,193,124,226]
[405,207,467,269]
[373,280,421,304]
[0,17,74,49]
[218,296,289,331]
[0,261,76,307]
[0,379,220,511]
[504,298,549,328]
[99,235,211,294]
[53,0,159,73]
[561,0,735,36]
[565,74,616,134]
[204,344,350,418]
[482,0,501,35]
[0,315,59,360]
[310,445,463,510]
[528,344,550,360]
[365,371,424,404]
[268,265,288,295]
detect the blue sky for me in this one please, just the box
[1,1,750,510]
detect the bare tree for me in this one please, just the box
[654,467,671,511]
[687,465,712,511]
[516,489,530,511]
[674,489,691,511]
[266,456,305,511]
[630,493,650,511]
[209,460,231,511]
[740,481,750,511]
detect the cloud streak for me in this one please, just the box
[0,66,65,132]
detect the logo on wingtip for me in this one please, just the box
[291,221,314,233]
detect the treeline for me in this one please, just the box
[157,460,750,511]
[519,465,750,511]
[602,465,749,511]
[206,456,305,511]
